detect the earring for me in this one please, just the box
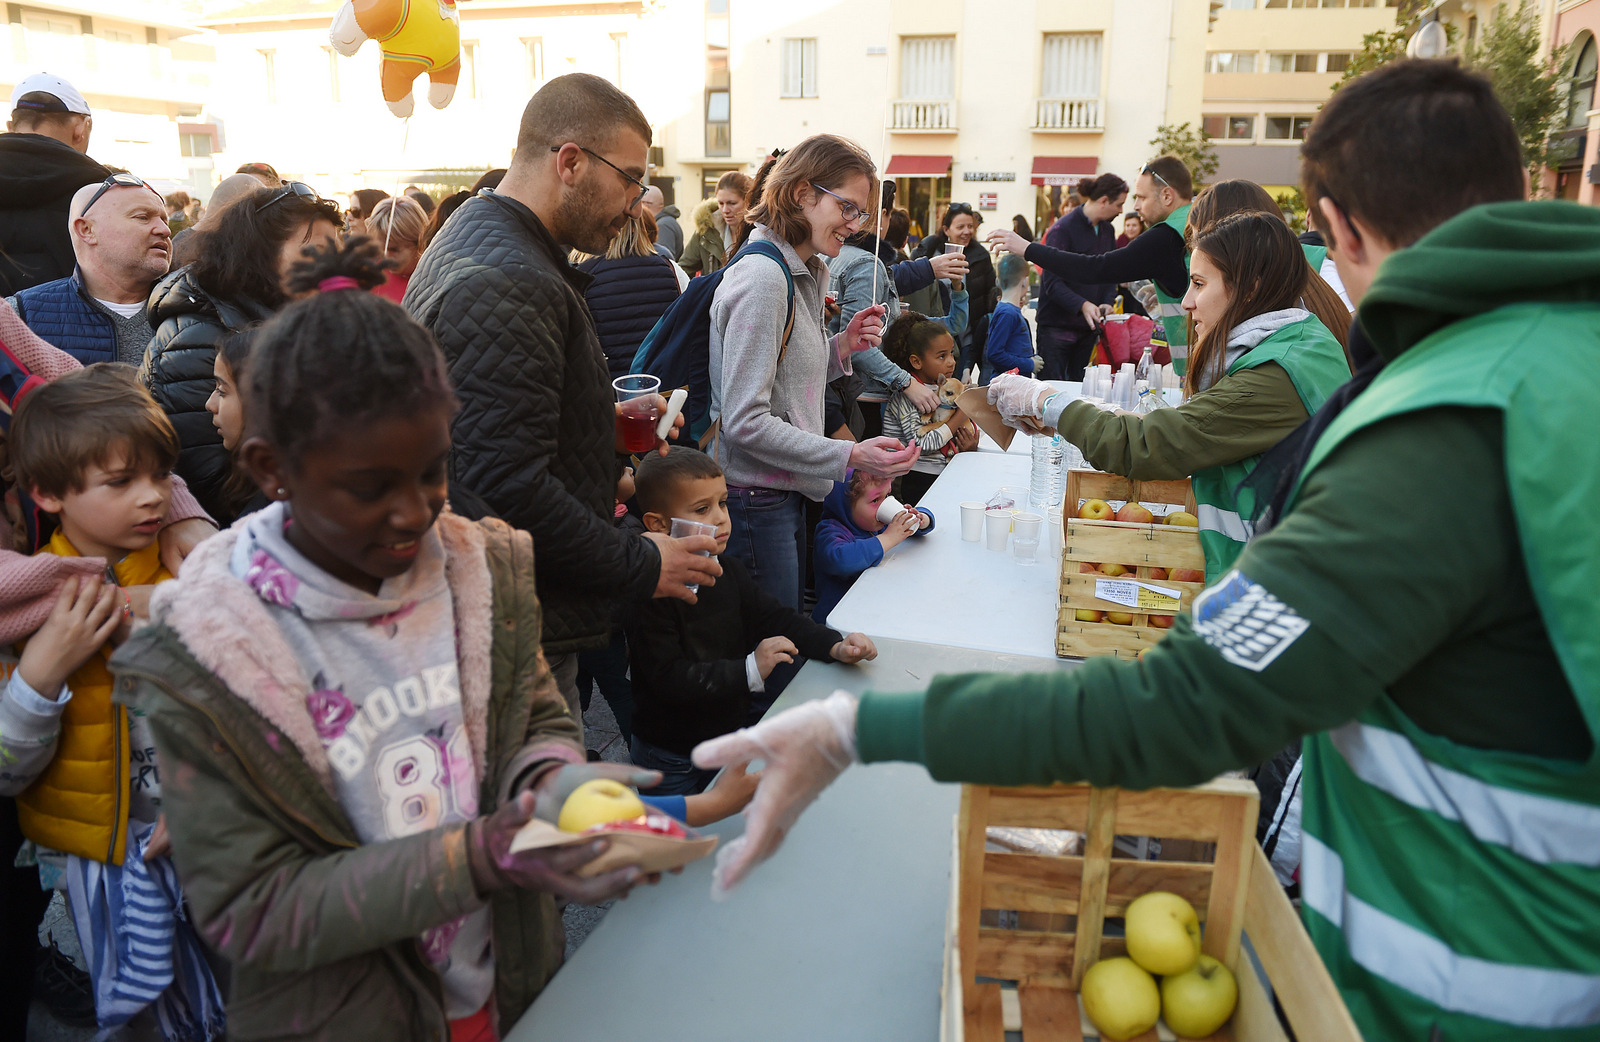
[275,487,287,497]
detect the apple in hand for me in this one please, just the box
[1079,499,1114,521]
[1161,954,1238,1038]
[1125,891,1202,976]
[1170,568,1206,583]
[1166,510,1199,528]
[557,779,646,833]
[1075,609,1105,623]
[1106,611,1136,625]
[1115,501,1154,524]
[1081,957,1160,1042]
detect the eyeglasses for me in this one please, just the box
[255,181,319,214]
[814,184,872,227]
[78,172,158,219]
[554,145,648,207]
[1140,164,1172,192]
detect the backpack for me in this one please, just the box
[630,239,796,448]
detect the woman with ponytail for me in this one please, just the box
[986,211,1351,582]
[709,135,919,612]
[1035,171,1127,380]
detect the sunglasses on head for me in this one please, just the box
[255,181,319,214]
[78,172,157,219]
[947,202,975,216]
[1140,164,1172,192]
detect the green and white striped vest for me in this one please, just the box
[1152,202,1192,374]
[1288,302,1600,1039]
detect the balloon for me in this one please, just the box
[329,0,462,118]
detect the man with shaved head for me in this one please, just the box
[7,174,171,366]
[169,172,276,266]
[642,184,684,259]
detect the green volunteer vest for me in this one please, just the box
[1152,203,1192,373]
[1286,302,1600,1040]
[1189,315,1349,581]
[1301,242,1327,272]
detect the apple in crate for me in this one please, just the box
[1075,609,1106,623]
[1078,499,1115,521]
[1170,568,1205,584]
[1149,614,1175,629]
[1166,510,1199,527]
[1106,611,1136,625]
[1079,562,1100,574]
[1125,891,1202,975]
[1098,563,1130,577]
[1161,954,1239,1038]
[1114,501,1154,524]
[1081,957,1160,1041]
[1147,567,1169,580]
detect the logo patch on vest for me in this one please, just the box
[1191,569,1308,672]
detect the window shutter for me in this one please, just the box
[1042,33,1101,97]
[801,37,817,97]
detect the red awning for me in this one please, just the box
[1031,156,1099,186]
[885,154,952,177]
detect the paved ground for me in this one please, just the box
[26,686,631,1041]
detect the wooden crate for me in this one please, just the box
[940,779,1362,1042]
[1058,470,1205,660]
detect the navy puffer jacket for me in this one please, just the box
[143,267,272,522]
[576,254,681,380]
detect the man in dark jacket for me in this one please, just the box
[8,178,171,366]
[1036,193,1118,380]
[1,75,110,297]
[642,186,684,259]
[405,73,720,726]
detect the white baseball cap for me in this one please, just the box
[9,73,90,116]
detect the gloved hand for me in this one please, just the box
[465,791,644,905]
[986,373,1051,430]
[691,690,859,897]
[529,762,663,825]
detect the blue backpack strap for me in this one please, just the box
[736,240,797,361]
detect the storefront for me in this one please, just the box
[1030,155,1098,235]
[886,154,952,244]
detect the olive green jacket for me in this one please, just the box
[109,513,584,1042]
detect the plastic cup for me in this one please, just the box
[959,501,985,542]
[614,374,662,454]
[1012,512,1044,542]
[669,517,717,593]
[1046,514,1064,559]
[984,510,1010,551]
[1013,538,1040,566]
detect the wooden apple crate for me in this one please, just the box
[940,779,1362,1042]
[1057,470,1205,660]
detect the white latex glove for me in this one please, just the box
[986,373,1051,430]
[691,690,860,897]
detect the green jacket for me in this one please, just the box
[109,513,585,1042]
[678,199,729,277]
[854,201,1600,1032]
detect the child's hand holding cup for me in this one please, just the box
[875,495,920,531]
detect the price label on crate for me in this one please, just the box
[1094,578,1182,611]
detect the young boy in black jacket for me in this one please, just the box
[626,448,876,794]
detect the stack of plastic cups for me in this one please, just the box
[1012,512,1044,566]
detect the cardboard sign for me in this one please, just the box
[1094,578,1183,612]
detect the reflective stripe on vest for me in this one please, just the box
[1302,834,1600,1029]
[1196,503,1252,542]
[1330,722,1600,865]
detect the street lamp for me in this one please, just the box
[1407,8,1449,59]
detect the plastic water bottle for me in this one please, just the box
[1030,433,1065,511]
[1134,341,1155,385]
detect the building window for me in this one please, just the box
[323,46,340,102]
[180,132,214,157]
[612,33,627,89]
[1324,52,1352,73]
[1268,52,1318,72]
[1222,0,1256,7]
[1206,51,1257,74]
[1264,115,1315,140]
[1041,33,1101,98]
[900,35,955,98]
[462,41,481,98]
[781,37,818,98]
[1203,115,1255,140]
[259,49,277,103]
[104,28,134,44]
[525,38,543,90]
[705,89,730,156]
[1568,35,1597,128]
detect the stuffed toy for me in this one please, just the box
[330,0,462,118]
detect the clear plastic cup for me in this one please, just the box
[669,517,717,593]
[1013,538,1040,566]
[614,374,662,454]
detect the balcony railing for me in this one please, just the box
[1033,97,1104,132]
[890,99,956,132]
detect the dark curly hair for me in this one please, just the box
[186,186,345,309]
[243,239,457,465]
[880,310,953,376]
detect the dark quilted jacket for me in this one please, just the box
[575,253,681,380]
[403,191,661,654]
[8,271,117,364]
[143,267,271,523]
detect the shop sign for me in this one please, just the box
[963,171,1016,182]
[978,192,998,210]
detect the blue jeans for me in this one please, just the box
[630,736,718,796]
[724,486,806,612]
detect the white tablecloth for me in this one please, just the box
[824,450,1063,660]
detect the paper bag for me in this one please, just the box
[509,817,719,879]
[958,386,1048,452]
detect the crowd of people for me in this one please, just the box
[0,53,1595,1042]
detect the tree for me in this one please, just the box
[1467,0,1572,190]
[1149,123,1219,185]
[1273,187,1309,235]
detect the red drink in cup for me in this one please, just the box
[613,375,662,454]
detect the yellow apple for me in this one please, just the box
[1125,891,1202,976]
[1115,501,1155,524]
[557,779,646,833]
[1166,510,1199,528]
[1078,499,1114,521]
[1106,611,1136,625]
[1081,957,1160,1041]
[1075,609,1105,623]
[1160,954,1238,1038]
[1098,562,1130,577]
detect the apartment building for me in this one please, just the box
[2,0,218,192]
[1202,0,1399,192]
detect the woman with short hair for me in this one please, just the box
[367,195,429,303]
